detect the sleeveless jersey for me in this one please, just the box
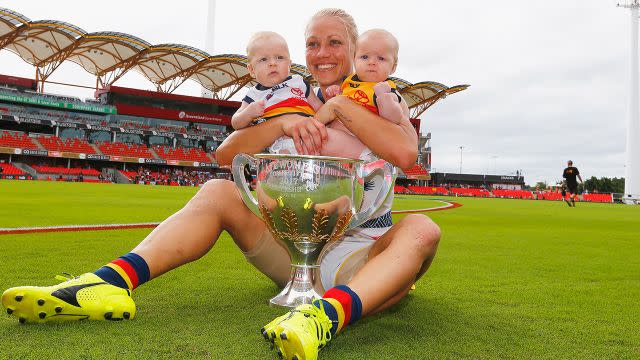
[243,75,314,121]
[340,74,401,115]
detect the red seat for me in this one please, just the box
[0,163,26,175]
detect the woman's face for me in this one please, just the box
[305,16,354,89]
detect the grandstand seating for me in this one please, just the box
[32,165,100,176]
[37,136,96,154]
[539,191,564,201]
[0,162,26,175]
[582,193,613,203]
[152,145,210,162]
[449,187,491,197]
[119,170,138,179]
[394,185,410,194]
[492,189,534,199]
[158,125,186,134]
[120,170,161,180]
[407,186,449,195]
[98,142,153,158]
[403,164,429,176]
[0,131,39,150]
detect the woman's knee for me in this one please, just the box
[398,214,441,252]
[192,179,238,203]
[185,179,240,215]
[198,179,235,198]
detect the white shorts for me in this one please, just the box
[318,233,376,291]
[268,136,297,154]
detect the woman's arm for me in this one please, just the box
[314,96,418,169]
[215,115,328,166]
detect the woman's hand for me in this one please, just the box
[324,85,342,100]
[281,116,328,155]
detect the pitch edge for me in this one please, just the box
[0,223,160,235]
[0,200,461,235]
[390,199,462,214]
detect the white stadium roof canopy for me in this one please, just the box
[0,7,468,117]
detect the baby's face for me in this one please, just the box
[247,37,292,88]
[354,32,397,83]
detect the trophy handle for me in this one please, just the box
[349,159,396,229]
[232,153,261,219]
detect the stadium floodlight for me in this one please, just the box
[202,0,217,98]
[618,1,640,204]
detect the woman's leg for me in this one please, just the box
[132,179,269,278]
[2,179,276,323]
[347,214,441,316]
[262,214,441,360]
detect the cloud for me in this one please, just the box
[0,0,633,185]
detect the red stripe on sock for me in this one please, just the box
[324,288,352,326]
[112,258,139,289]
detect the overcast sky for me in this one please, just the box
[0,0,633,185]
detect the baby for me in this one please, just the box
[316,29,410,159]
[232,31,323,154]
[233,30,408,160]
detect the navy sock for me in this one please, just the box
[94,252,150,291]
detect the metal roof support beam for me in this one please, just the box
[0,29,20,49]
[214,74,253,100]
[33,42,81,92]
[95,52,146,88]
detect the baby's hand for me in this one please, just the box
[324,85,342,99]
[246,100,265,119]
[373,82,392,97]
[377,93,404,124]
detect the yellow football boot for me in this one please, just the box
[262,303,333,360]
[2,273,135,324]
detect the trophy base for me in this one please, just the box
[269,264,323,308]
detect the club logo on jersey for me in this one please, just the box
[266,93,274,101]
[290,87,304,97]
[352,90,369,104]
[349,82,360,88]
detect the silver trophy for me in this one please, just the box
[232,153,394,308]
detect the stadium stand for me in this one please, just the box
[152,145,210,162]
[449,187,491,197]
[0,162,26,175]
[119,167,216,186]
[402,164,429,177]
[98,142,154,158]
[0,130,39,149]
[582,193,613,203]
[407,186,449,195]
[32,165,100,176]
[394,185,410,194]
[37,136,96,154]
[539,191,564,201]
[492,189,534,199]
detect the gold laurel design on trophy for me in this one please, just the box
[309,208,330,243]
[329,210,353,242]
[281,205,303,242]
[259,204,280,238]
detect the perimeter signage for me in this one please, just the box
[0,92,117,114]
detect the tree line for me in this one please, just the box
[530,177,625,193]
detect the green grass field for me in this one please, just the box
[0,180,639,359]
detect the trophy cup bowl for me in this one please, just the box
[232,153,394,308]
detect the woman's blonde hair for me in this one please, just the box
[306,8,358,53]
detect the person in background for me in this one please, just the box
[562,160,583,207]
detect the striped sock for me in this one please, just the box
[94,252,150,291]
[313,285,363,336]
